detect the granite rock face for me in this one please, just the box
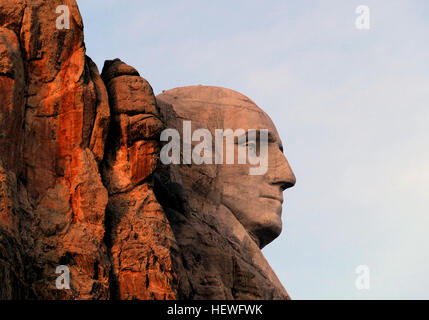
[0,1,293,300]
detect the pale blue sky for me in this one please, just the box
[77,0,429,299]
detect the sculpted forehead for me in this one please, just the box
[157,85,257,108]
[157,85,281,141]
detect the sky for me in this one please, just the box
[77,0,429,299]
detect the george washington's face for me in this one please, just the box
[218,101,296,248]
[157,86,296,248]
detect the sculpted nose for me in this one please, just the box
[273,153,296,191]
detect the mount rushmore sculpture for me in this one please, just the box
[0,0,295,299]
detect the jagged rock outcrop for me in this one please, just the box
[0,1,293,300]
[101,59,177,300]
[0,0,176,299]
[1,0,112,299]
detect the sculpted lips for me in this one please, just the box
[260,194,284,204]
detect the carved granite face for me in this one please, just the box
[157,86,296,249]
[219,102,296,248]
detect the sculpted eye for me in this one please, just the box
[279,145,284,153]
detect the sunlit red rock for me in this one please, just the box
[0,0,111,299]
